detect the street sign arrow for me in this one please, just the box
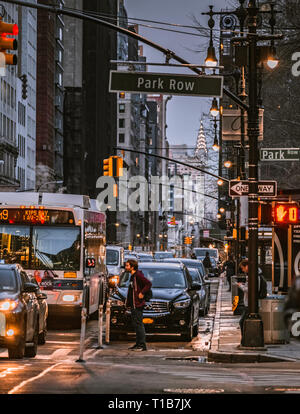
[229,180,249,197]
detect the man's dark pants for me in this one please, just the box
[131,307,146,347]
[239,306,249,345]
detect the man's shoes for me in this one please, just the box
[133,345,147,351]
[128,344,139,350]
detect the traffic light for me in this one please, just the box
[170,216,176,225]
[0,17,18,65]
[20,74,27,100]
[258,203,272,225]
[103,157,113,176]
[273,203,300,225]
[112,156,123,177]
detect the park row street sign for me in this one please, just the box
[260,148,300,161]
[229,180,277,197]
[109,71,223,97]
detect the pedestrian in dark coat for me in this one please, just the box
[223,254,235,291]
[125,259,152,351]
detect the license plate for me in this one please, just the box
[0,312,6,336]
[143,318,154,324]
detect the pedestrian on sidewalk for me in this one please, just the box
[203,252,212,275]
[222,254,235,292]
[125,259,152,351]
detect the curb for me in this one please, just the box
[210,277,223,352]
[207,350,297,363]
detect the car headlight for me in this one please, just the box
[0,300,19,311]
[62,294,81,303]
[110,298,124,307]
[173,299,191,309]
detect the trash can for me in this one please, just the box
[231,275,246,315]
[259,295,289,344]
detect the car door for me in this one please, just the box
[20,271,35,340]
[184,268,199,324]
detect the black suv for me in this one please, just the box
[110,262,200,341]
[0,264,40,359]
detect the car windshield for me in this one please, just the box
[183,261,205,276]
[187,267,201,283]
[119,268,186,289]
[0,269,17,292]
[0,225,81,270]
[106,250,119,266]
[154,252,173,259]
[194,248,217,258]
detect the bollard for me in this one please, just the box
[105,300,111,344]
[97,304,104,349]
[76,306,87,363]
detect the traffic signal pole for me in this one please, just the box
[241,0,264,349]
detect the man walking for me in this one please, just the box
[125,259,152,351]
[203,252,212,275]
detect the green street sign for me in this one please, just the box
[260,148,300,161]
[109,71,223,97]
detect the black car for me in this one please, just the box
[0,264,40,359]
[186,267,210,316]
[162,258,211,314]
[153,251,174,261]
[110,262,200,341]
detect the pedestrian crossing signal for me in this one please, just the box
[273,203,299,225]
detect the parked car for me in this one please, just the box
[192,247,219,262]
[0,264,41,359]
[105,245,125,278]
[137,253,154,262]
[124,254,139,262]
[209,257,220,277]
[110,262,200,341]
[153,251,174,261]
[30,278,48,345]
[186,267,210,316]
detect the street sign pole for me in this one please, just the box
[242,1,265,349]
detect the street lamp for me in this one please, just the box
[210,98,219,117]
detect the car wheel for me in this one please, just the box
[8,336,25,359]
[181,314,194,342]
[193,322,199,337]
[24,322,38,358]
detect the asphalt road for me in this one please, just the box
[1,278,300,395]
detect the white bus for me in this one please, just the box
[0,192,108,323]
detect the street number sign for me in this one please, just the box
[260,148,300,161]
[109,71,223,97]
[229,180,277,197]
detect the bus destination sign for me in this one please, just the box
[0,208,75,225]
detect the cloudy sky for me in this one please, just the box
[125,0,232,147]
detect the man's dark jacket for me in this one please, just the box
[126,270,152,309]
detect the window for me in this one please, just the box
[119,133,125,143]
[119,118,125,128]
[119,103,125,113]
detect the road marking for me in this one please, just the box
[37,348,73,360]
[8,362,62,394]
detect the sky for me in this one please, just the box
[125,0,231,147]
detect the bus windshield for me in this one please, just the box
[0,225,80,270]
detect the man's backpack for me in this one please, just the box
[258,273,268,299]
[144,288,153,302]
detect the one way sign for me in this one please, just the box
[229,180,277,197]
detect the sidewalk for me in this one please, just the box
[208,275,300,363]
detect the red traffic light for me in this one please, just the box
[273,203,299,224]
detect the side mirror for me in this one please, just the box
[191,282,202,291]
[37,292,48,300]
[23,282,39,293]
